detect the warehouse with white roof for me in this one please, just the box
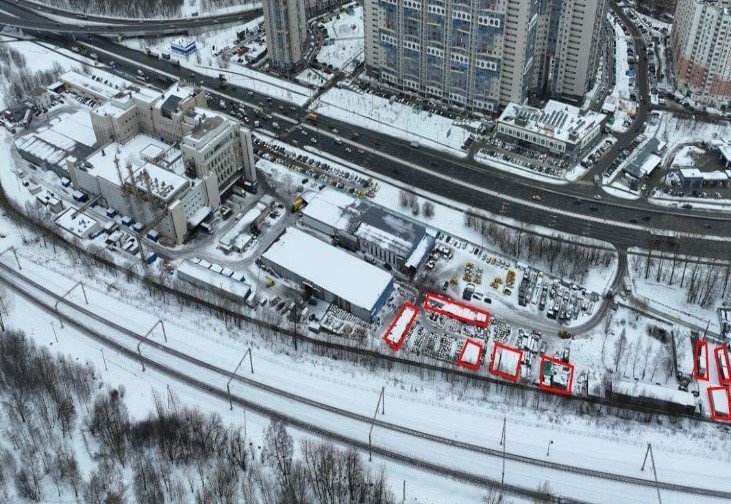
[261,227,393,321]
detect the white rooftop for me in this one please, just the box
[262,228,392,312]
[54,208,99,238]
[61,71,119,101]
[84,134,187,201]
[498,100,606,144]
[301,187,358,231]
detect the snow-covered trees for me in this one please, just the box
[0,330,397,503]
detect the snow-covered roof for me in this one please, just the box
[301,187,359,232]
[498,100,606,145]
[83,135,186,201]
[54,208,99,238]
[612,379,696,408]
[719,144,731,163]
[495,346,521,373]
[61,71,119,101]
[177,260,251,302]
[262,228,392,312]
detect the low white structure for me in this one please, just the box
[54,208,101,239]
[177,260,251,304]
[496,101,606,160]
[261,227,393,321]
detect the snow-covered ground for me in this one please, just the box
[120,20,315,106]
[311,87,478,157]
[627,249,730,335]
[657,114,731,164]
[315,4,364,72]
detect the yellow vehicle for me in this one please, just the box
[291,197,306,212]
[265,278,275,288]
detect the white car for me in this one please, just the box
[593,194,602,200]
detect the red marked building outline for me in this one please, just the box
[693,339,710,381]
[714,345,731,385]
[382,302,419,352]
[456,338,484,372]
[707,386,731,423]
[489,342,523,383]
[538,354,575,396]
[422,291,491,328]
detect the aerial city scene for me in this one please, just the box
[0,0,730,501]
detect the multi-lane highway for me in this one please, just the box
[0,0,261,35]
[2,0,730,257]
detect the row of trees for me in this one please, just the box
[398,189,435,218]
[464,209,613,283]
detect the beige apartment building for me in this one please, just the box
[671,0,731,108]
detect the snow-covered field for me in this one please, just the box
[315,5,364,72]
[311,87,478,156]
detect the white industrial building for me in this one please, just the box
[177,259,251,304]
[67,134,221,244]
[261,227,394,321]
[496,100,606,160]
[14,110,98,177]
[90,80,207,145]
[300,187,435,274]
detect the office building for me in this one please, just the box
[364,0,606,113]
[671,0,731,108]
[181,115,257,194]
[262,0,308,71]
[496,100,606,160]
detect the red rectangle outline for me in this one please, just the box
[714,345,731,385]
[693,339,710,381]
[489,342,523,383]
[456,338,484,372]
[422,291,491,328]
[707,386,731,423]
[382,302,419,352]
[538,354,575,396]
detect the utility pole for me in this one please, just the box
[641,443,662,504]
[546,440,554,457]
[50,321,58,343]
[226,347,254,410]
[500,416,506,485]
[368,386,386,462]
[101,347,108,371]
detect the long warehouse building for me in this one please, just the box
[261,227,394,321]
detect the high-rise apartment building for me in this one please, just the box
[263,0,308,72]
[364,0,606,113]
[671,0,731,108]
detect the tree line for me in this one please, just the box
[0,330,400,503]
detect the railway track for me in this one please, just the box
[2,260,730,502]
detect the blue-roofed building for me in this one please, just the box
[171,38,197,56]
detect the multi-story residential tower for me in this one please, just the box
[262,0,308,72]
[671,0,731,108]
[364,0,606,113]
[545,0,606,101]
